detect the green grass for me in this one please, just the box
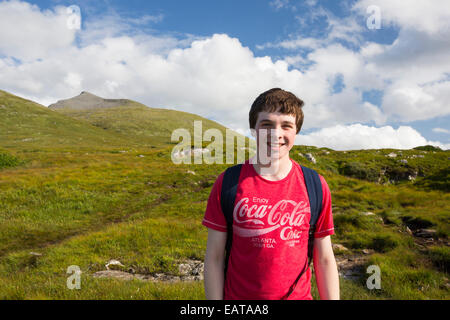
[0,89,448,300]
[0,146,447,299]
[0,150,22,169]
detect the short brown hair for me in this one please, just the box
[249,88,304,134]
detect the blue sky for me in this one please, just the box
[1,0,449,150]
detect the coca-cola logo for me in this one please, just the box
[233,198,310,238]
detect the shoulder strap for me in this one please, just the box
[300,165,323,261]
[282,165,323,299]
[220,163,243,278]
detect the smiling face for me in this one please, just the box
[254,109,297,161]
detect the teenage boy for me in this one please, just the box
[203,88,339,300]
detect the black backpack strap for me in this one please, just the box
[282,165,323,299]
[220,164,243,279]
[301,166,323,262]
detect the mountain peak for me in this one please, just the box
[48,91,130,111]
[79,91,97,96]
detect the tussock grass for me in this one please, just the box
[0,151,22,169]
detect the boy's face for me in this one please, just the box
[254,109,297,161]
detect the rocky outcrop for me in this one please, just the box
[48,91,130,110]
[305,153,317,164]
[92,259,204,282]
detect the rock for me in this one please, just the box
[305,153,316,164]
[179,263,193,276]
[105,259,125,271]
[192,148,210,156]
[362,249,375,255]
[93,270,134,280]
[186,170,196,175]
[405,226,413,235]
[138,155,145,158]
[172,148,210,159]
[360,212,383,223]
[335,255,368,281]
[92,259,204,283]
[414,229,437,238]
[29,252,42,256]
[387,152,397,158]
[400,159,408,164]
[332,244,349,252]
[179,259,204,281]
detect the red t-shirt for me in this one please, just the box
[202,158,334,300]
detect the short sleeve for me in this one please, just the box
[314,175,335,238]
[202,171,227,232]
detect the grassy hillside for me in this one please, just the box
[1,89,254,157]
[48,92,254,150]
[0,90,134,152]
[0,90,448,300]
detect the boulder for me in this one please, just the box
[105,259,125,271]
[387,153,397,158]
[305,153,316,164]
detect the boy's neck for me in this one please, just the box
[251,154,293,181]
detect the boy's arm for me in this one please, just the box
[204,228,227,300]
[313,235,340,300]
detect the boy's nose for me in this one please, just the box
[269,128,283,140]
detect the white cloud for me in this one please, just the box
[0,0,449,151]
[353,0,450,35]
[0,0,78,61]
[64,72,83,92]
[433,128,450,134]
[352,0,450,122]
[264,0,450,126]
[0,0,385,133]
[261,8,363,50]
[296,124,450,151]
[269,0,292,11]
[382,80,450,122]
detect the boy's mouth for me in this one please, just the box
[267,142,286,148]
